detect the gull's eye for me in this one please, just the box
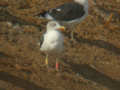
[51,23,57,27]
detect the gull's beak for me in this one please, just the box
[57,26,65,32]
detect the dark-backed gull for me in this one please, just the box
[40,0,88,40]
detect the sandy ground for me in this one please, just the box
[0,0,120,90]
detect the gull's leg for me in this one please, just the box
[45,54,49,68]
[70,24,75,41]
[56,58,59,71]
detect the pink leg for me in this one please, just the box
[56,60,59,71]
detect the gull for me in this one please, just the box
[39,0,88,41]
[38,21,65,71]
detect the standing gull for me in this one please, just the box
[39,21,65,71]
[40,0,88,40]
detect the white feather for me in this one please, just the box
[40,21,64,53]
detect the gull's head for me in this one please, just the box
[47,21,65,32]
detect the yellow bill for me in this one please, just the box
[57,26,65,32]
